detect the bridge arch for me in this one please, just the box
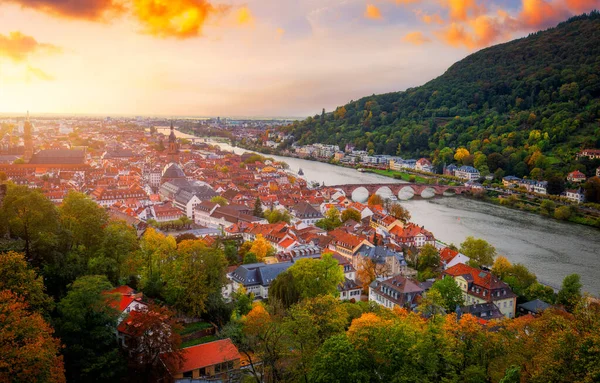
[420,187,437,198]
[351,187,369,203]
[375,186,394,200]
[398,186,416,200]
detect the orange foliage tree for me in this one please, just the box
[0,290,65,383]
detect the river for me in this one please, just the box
[160,128,600,294]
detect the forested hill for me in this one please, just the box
[280,12,600,179]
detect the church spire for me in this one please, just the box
[23,111,34,163]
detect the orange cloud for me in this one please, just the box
[365,4,383,20]
[132,0,228,38]
[565,0,599,12]
[236,6,254,26]
[519,0,570,27]
[441,0,486,21]
[416,10,444,24]
[402,31,431,45]
[0,31,60,62]
[5,0,123,21]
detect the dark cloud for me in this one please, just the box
[5,0,124,20]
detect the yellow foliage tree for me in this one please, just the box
[454,147,470,163]
[250,234,274,261]
[492,256,512,279]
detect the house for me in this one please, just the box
[443,263,517,318]
[415,158,433,173]
[439,247,470,270]
[460,303,504,321]
[577,149,600,160]
[517,299,551,316]
[443,164,458,176]
[338,277,362,301]
[502,176,521,187]
[228,262,294,299]
[368,275,423,310]
[567,170,586,183]
[389,223,435,248]
[354,245,409,278]
[291,202,323,225]
[455,166,481,181]
[565,188,585,203]
[160,339,241,382]
[105,285,148,324]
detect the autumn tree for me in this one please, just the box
[388,203,411,223]
[492,256,512,279]
[0,290,65,383]
[356,256,391,291]
[454,147,470,164]
[460,236,496,268]
[341,208,361,223]
[0,251,54,314]
[289,253,344,299]
[240,303,290,383]
[138,228,177,298]
[503,263,537,297]
[249,234,275,261]
[417,288,447,319]
[122,305,184,383]
[315,206,342,231]
[367,194,384,206]
[55,275,125,382]
[162,240,227,317]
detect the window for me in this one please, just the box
[215,363,221,373]
[199,368,206,376]
[183,371,193,378]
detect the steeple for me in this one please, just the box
[23,111,33,163]
[167,119,178,161]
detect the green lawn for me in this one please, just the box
[181,335,218,348]
[179,321,213,336]
[371,169,428,183]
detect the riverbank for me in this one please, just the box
[237,143,600,230]
[161,128,600,293]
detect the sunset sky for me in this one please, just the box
[0,0,597,117]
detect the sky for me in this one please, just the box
[0,0,597,117]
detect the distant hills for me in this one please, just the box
[280,12,600,180]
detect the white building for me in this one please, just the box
[455,166,481,181]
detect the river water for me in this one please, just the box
[160,128,600,294]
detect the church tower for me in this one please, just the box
[23,111,33,163]
[167,120,179,161]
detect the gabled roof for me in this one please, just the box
[162,339,241,375]
[518,299,551,314]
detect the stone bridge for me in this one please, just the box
[328,183,469,200]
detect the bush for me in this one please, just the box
[554,206,572,220]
